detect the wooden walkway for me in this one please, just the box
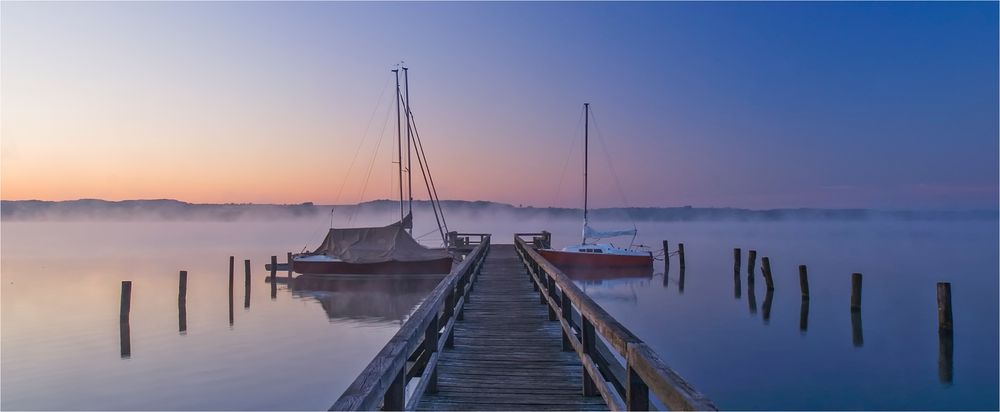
[417,245,608,411]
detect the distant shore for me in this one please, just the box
[1,199,995,222]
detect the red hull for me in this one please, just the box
[292,257,453,275]
[538,249,653,281]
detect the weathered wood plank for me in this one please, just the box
[417,245,608,411]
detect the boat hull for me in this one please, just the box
[537,249,653,280]
[291,257,454,275]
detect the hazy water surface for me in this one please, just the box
[2,216,997,410]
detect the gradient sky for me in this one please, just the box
[2,2,997,209]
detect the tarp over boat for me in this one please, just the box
[309,213,448,264]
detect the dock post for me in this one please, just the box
[937,282,953,333]
[851,311,864,347]
[546,274,557,321]
[850,273,862,312]
[761,257,775,291]
[733,248,741,274]
[627,366,650,410]
[120,280,132,358]
[747,249,757,279]
[178,271,187,333]
[677,243,685,271]
[662,240,669,273]
[581,317,598,396]
[228,256,234,325]
[733,248,742,299]
[120,281,132,322]
[286,252,293,276]
[798,265,810,300]
[178,270,187,301]
[799,299,809,333]
[270,255,277,300]
[244,259,251,309]
[762,289,773,324]
[561,291,573,351]
[425,314,440,393]
[937,282,954,384]
[384,367,405,411]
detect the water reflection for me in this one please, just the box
[762,289,774,324]
[747,279,758,315]
[939,331,954,385]
[851,311,864,347]
[290,275,444,323]
[799,299,809,333]
[119,321,130,359]
[564,266,653,304]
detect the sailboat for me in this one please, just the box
[292,67,454,275]
[538,103,654,275]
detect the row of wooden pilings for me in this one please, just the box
[117,253,292,359]
[662,241,955,384]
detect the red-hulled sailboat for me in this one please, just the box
[538,103,654,273]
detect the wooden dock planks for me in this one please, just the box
[417,245,608,411]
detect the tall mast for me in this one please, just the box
[393,69,404,224]
[583,102,589,245]
[403,66,413,231]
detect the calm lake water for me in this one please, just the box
[2,215,997,410]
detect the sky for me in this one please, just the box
[1,2,997,210]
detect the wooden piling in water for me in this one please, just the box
[747,249,757,278]
[244,259,251,308]
[937,282,953,333]
[662,240,669,273]
[178,271,187,333]
[798,265,810,300]
[733,248,741,274]
[851,311,864,347]
[677,243,686,271]
[287,252,293,276]
[178,271,187,301]
[270,255,278,300]
[761,257,774,291]
[850,273,862,312]
[120,280,132,358]
[120,281,132,322]
[762,289,773,324]
[799,299,809,333]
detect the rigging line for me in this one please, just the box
[401,94,447,246]
[350,97,394,224]
[303,74,391,250]
[334,74,392,205]
[405,101,449,235]
[588,106,638,227]
[552,105,586,207]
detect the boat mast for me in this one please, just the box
[393,68,404,225]
[583,102,589,245]
[404,66,413,232]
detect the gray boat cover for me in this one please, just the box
[309,213,448,263]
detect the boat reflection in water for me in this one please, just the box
[563,265,654,304]
[288,274,444,323]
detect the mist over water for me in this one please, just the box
[1,212,997,410]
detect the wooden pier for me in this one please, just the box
[331,234,715,411]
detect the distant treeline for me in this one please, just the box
[1,198,996,222]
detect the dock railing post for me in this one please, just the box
[581,316,598,396]
[546,274,557,321]
[561,290,573,351]
[425,313,440,393]
[384,367,405,411]
[627,364,650,411]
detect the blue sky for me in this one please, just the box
[2,2,997,209]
